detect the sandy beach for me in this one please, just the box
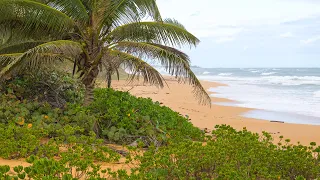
[108,77,320,146]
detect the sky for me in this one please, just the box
[157,0,320,68]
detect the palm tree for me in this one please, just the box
[0,0,211,106]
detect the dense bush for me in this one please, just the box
[0,70,84,107]
[0,154,118,180]
[120,125,320,180]
[0,86,203,148]
[0,123,47,159]
[89,88,204,145]
[0,90,120,161]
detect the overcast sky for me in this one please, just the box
[157,0,320,68]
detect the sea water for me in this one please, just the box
[192,68,320,125]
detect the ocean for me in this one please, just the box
[191,68,320,125]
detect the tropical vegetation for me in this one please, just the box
[0,0,210,105]
[0,73,319,179]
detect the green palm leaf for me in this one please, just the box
[108,50,165,88]
[114,41,190,71]
[102,0,161,26]
[0,40,49,54]
[164,18,186,30]
[43,0,89,22]
[0,0,74,37]
[0,40,82,76]
[108,21,199,47]
[114,42,211,105]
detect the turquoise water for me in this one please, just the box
[191,68,320,125]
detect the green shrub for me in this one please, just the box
[89,88,204,145]
[121,125,320,180]
[0,70,84,107]
[0,155,117,180]
[0,123,47,159]
[1,76,204,146]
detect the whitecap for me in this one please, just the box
[262,76,320,86]
[261,72,277,76]
[218,73,233,76]
[314,91,320,98]
[202,71,210,75]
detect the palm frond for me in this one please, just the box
[114,42,211,105]
[115,41,190,72]
[106,0,161,24]
[107,50,165,88]
[0,0,74,37]
[108,21,199,47]
[0,40,49,54]
[0,53,22,70]
[0,40,82,77]
[0,20,58,47]
[43,0,89,22]
[180,67,211,106]
[164,18,186,30]
[100,0,162,37]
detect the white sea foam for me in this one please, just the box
[208,84,320,120]
[262,76,320,86]
[203,71,210,75]
[197,68,320,124]
[218,73,233,76]
[261,72,277,76]
[314,91,320,98]
[199,75,320,86]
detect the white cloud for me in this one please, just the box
[157,0,320,40]
[190,11,200,17]
[157,0,320,27]
[300,36,320,44]
[215,37,235,44]
[156,0,320,67]
[280,32,294,38]
[193,27,244,38]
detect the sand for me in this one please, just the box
[108,77,320,146]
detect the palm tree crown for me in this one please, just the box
[0,0,211,105]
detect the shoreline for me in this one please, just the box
[205,81,320,126]
[110,77,320,145]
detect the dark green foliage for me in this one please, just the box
[0,83,203,147]
[89,88,204,145]
[121,125,320,180]
[0,70,84,107]
[0,85,121,161]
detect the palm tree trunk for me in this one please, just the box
[83,83,94,106]
[82,66,99,106]
[107,72,112,88]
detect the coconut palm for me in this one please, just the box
[0,0,211,105]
